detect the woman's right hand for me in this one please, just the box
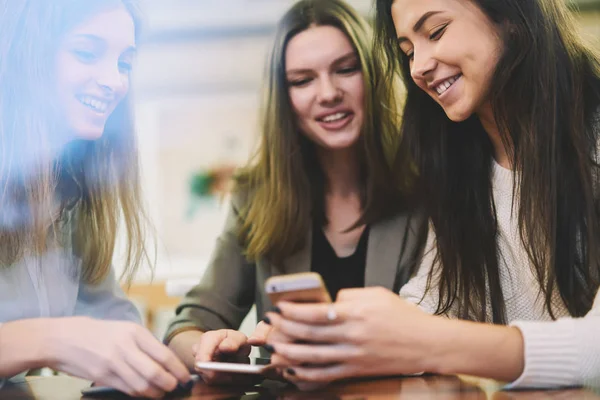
[46,317,191,399]
[192,322,272,385]
[192,329,253,385]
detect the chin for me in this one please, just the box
[443,107,473,123]
[322,136,360,151]
[77,131,104,141]
[72,125,105,141]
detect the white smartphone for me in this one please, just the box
[265,272,332,304]
[194,357,272,375]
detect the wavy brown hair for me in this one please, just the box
[0,0,151,284]
[376,0,600,322]
[236,0,413,265]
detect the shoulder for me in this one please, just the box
[372,206,427,239]
[229,190,248,212]
[229,187,254,214]
[229,177,264,213]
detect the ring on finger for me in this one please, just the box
[326,304,337,322]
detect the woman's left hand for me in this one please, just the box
[265,287,441,385]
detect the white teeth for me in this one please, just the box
[78,95,109,113]
[435,75,460,95]
[322,112,347,122]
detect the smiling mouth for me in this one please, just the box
[77,95,109,114]
[317,112,350,123]
[434,74,462,96]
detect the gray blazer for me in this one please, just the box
[164,193,424,343]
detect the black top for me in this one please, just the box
[311,224,370,300]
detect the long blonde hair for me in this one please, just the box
[236,0,413,265]
[0,0,151,284]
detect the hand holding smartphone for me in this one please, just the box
[265,272,332,304]
[192,273,331,378]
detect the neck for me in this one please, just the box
[478,103,512,170]
[317,145,361,198]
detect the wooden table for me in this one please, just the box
[1,375,598,400]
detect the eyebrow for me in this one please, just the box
[397,11,443,44]
[71,33,137,54]
[286,51,358,75]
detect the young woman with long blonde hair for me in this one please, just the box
[0,1,190,397]
[166,0,422,385]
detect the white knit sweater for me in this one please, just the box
[400,161,600,389]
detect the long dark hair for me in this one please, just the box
[236,0,413,265]
[376,0,600,322]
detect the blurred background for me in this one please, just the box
[118,0,600,337]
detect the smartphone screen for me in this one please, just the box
[265,272,332,304]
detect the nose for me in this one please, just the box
[95,61,126,96]
[410,48,437,82]
[317,75,342,104]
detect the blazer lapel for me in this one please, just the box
[278,221,313,276]
[364,213,410,290]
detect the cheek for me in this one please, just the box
[288,89,313,121]
[336,75,365,117]
[54,53,75,93]
[471,42,502,93]
[119,74,131,97]
[56,52,89,86]
[463,21,503,77]
[485,41,503,73]
[351,77,365,111]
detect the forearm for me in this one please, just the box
[0,319,55,377]
[427,318,524,382]
[167,329,205,371]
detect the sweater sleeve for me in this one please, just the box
[507,289,600,389]
[399,223,443,315]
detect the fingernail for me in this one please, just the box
[272,306,282,314]
[263,344,275,353]
[262,316,271,325]
[286,368,296,376]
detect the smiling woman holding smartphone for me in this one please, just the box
[264,0,600,390]
[165,0,424,385]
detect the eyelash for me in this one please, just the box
[338,65,360,74]
[119,61,133,73]
[288,65,360,87]
[288,78,311,87]
[74,50,132,74]
[404,23,449,61]
[429,23,448,40]
[74,50,96,63]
